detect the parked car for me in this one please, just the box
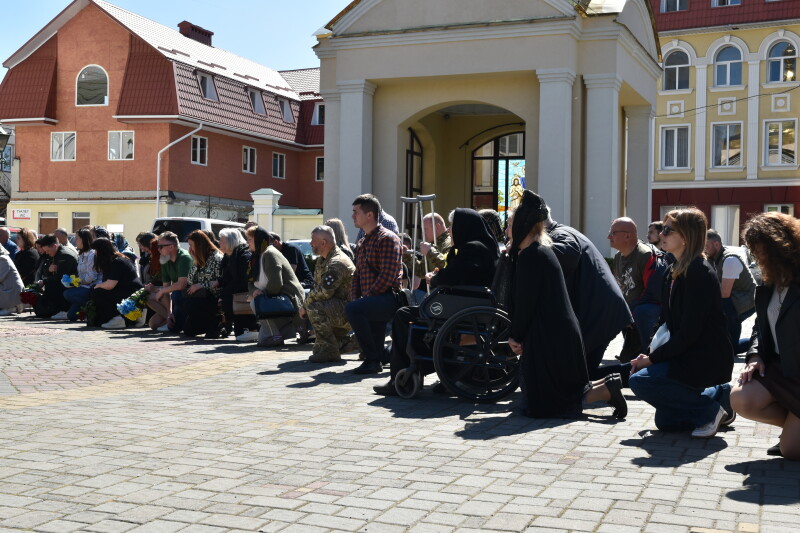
[288,239,317,273]
[151,217,245,249]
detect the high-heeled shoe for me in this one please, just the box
[605,374,627,420]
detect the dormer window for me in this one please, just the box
[249,89,266,115]
[197,72,218,101]
[76,65,108,106]
[278,99,294,123]
[311,103,325,125]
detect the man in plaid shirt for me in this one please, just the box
[346,194,403,374]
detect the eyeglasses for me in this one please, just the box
[661,226,676,236]
[157,243,174,249]
[607,230,631,237]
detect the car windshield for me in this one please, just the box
[152,220,201,242]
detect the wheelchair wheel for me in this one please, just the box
[432,306,518,403]
[394,368,422,399]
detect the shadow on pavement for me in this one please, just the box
[724,458,800,505]
[620,429,729,467]
[260,360,366,387]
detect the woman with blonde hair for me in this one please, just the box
[731,212,800,459]
[324,218,354,261]
[629,207,734,437]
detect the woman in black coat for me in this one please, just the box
[731,212,800,459]
[219,228,257,339]
[508,191,626,419]
[13,228,39,286]
[374,208,500,396]
[90,238,143,329]
[629,208,734,437]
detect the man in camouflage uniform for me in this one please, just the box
[403,212,452,291]
[300,225,358,363]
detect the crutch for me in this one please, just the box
[400,196,422,296]
[416,194,437,296]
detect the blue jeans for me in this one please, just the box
[345,292,399,364]
[170,291,187,333]
[63,286,92,321]
[629,361,730,432]
[632,303,661,346]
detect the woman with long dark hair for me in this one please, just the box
[731,212,800,459]
[629,207,734,437]
[183,230,224,339]
[62,228,100,321]
[89,238,143,329]
[507,190,626,419]
[13,228,39,286]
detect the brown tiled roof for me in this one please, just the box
[295,101,324,146]
[0,36,57,121]
[651,0,800,33]
[117,35,179,116]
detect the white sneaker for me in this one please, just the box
[157,324,170,332]
[0,308,14,316]
[134,314,147,327]
[101,316,126,330]
[691,406,727,438]
[51,311,69,320]
[236,329,259,342]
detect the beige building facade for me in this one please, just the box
[316,0,662,253]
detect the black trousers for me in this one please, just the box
[389,306,435,379]
[221,290,257,336]
[91,287,129,326]
[183,295,221,337]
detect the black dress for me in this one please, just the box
[91,258,143,325]
[511,242,590,418]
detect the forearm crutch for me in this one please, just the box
[401,196,422,293]
[417,194,437,295]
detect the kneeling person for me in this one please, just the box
[301,226,357,362]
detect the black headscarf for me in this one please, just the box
[247,226,271,282]
[510,190,549,258]
[451,208,500,260]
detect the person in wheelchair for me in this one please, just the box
[508,190,627,419]
[373,208,500,396]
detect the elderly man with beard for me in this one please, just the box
[145,231,191,332]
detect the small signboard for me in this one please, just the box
[12,209,31,220]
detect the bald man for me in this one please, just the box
[608,217,663,352]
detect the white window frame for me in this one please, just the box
[197,72,218,101]
[248,89,266,116]
[277,99,294,123]
[660,124,691,170]
[75,64,109,107]
[712,0,741,6]
[767,41,798,84]
[661,0,688,12]
[763,119,797,167]
[765,204,794,216]
[660,205,689,219]
[663,50,691,91]
[714,46,743,87]
[272,152,286,179]
[51,132,77,161]
[311,103,325,125]
[710,121,743,168]
[108,131,135,161]
[315,157,324,182]
[243,146,257,174]
[191,135,208,166]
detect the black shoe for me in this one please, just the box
[767,442,783,457]
[353,361,382,375]
[431,381,448,395]
[605,374,627,420]
[373,380,397,396]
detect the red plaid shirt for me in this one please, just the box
[351,225,402,300]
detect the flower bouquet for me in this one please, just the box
[19,283,42,307]
[61,274,81,288]
[116,288,149,322]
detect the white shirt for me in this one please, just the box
[767,286,787,355]
[721,255,744,280]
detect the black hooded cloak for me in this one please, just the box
[429,208,499,289]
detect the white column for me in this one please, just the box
[337,80,376,237]
[746,60,760,179]
[584,74,622,256]
[536,68,576,223]
[624,105,654,236]
[694,65,708,181]
[320,90,341,220]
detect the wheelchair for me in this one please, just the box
[393,285,519,403]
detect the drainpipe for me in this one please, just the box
[155,122,204,220]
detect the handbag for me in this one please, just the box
[232,292,253,316]
[648,322,670,352]
[253,293,296,319]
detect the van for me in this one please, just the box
[151,217,245,249]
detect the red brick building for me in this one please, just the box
[0,0,324,236]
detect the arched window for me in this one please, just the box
[715,46,742,86]
[472,132,525,221]
[767,41,797,82]
[663,50,690,91]
[76,65,108,106]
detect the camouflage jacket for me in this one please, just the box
[305,246,356,307]
[404,231,452,278]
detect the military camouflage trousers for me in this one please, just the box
[307,298,357,361]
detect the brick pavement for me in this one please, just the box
[0,314,797,533]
